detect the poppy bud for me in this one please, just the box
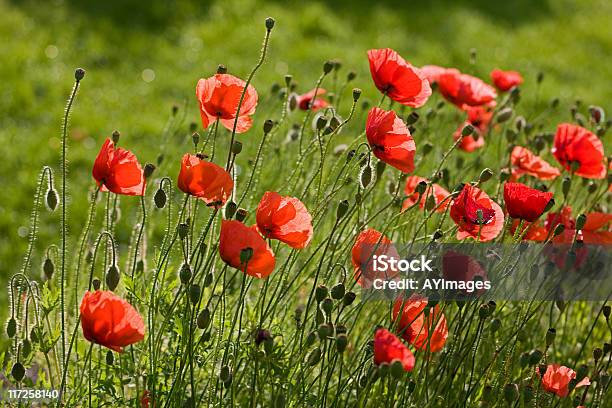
[191,132,200,147]
[156,153,164,166]
[331,283,345,300]
[217,64,227,74]
[587,182,597,194]
[430,229,443,241]
[536,72,544,84]
[588,105,604,124]
[179,263,192,285]
[142,163,156,179]
[316,115,328,130]
[575,214,587,230]
[407,379,416,393]
[561,177,571,197]
[545,328,556,346]
[503,383,519,403]
[288,94,298,111]
[347,71,357,81]
[496,108,513,123]
[424,194,436,211]
[605,343,611,354]
[414,181,427,196]
[461,124,474,137]
[522,385,534,403]
[351,88,362,102]
[343,291,356,306]
[318,323,333,339]
[197,308,211,330]
[489,318,501,333]
[594,347,603,362]
[420,142,433,157]
[203,272,213,288]
[307,348,322,366]
[529,349,543,365]
[265,17,275,30]
[404,111,419,126]
[336,333,348,353]
[189,284,201,304]
[519,352,530,368]
[478,168,494,183]
[74,67,86,81]
[336,200,349,219]
[91,278,101,290]
[261,119,274,135]
[553,223,565,237]
[111,130,120,145]
[321,298,333,315]
[283,75,292,88]
[178,223,189,240]
[220,365,232,383]
[603,305,611,319]
[478,304,490,319]
[46,188,58,211]
[235,208,248,222]
[304,330,317,347]
[225,201,237,219]
[105,265,120,291]
[6,317,17,338]
[42,257,54,280]
[323,61,334,74]
[231,141,243,155]
[482,385,493,402]
[315,285,329,303]
[11,362,25,382]
[154,187,167,209]
[505,129,517,143]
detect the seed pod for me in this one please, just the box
[106,350,114,365]
[321,298,334,315]
[11,362,25,382]
[154,187,167,209]
[307,348,322,366]
[197,308,211,330]
[179,263,192,285]
[43,257,54,280]
[106,265,120,291]
[352,88,362,101]
[189,284,201,304]
[92,278,101,290]
[46,189,58,211]
[331,283,345,300]
[603,305,611,319]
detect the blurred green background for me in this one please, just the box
[0,0,610,286]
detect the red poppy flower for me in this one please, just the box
[297,88,328,111]
[538,364,590,398]
[510,146,561,181]
[367,48,431,107]
[92,139,145,196]
[196,74,258,133]
[490,69,523,92]
[450,184,504,242]
[80,290,145,352]
[351,228,400,288]
[438,70,497,109]
[503,182,553,222]
[552,123,606,179]
[442,250,489,295]
[402,176,450,212]
[511,220,548,242]
[452,104,494,152]
[373,328,415,372]
[219,220,275,278]
[420,65,460,85]
[366,107,416,173]
[547,207,612,244]
[392,295,448,352]
[256,191,313,249]
[177,154,233,207]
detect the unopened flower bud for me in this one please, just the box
[529,349,543,365]
[11,362,25,382]
[43,257,54,280]
[343,291,356,306]
[489,318,501,333]
[263,119,274,134]
[553,223,565,237]
[545,328,556,346]
[265,17,275,30]
[235,208,248,222]
[189,284,201,304]
[240,247,254,264]
[154,187,167,209]
[307,348,322,366]
[603,305,611,319]
[594,347,603,362]
[178,222,189,240]
[321,298,334,315]
[6,317,17,338]
[575,214,587,230]
[331,283,345,300]
[46,188,58,211]
[179,263,192,285]
[336,333,348,353]
[432,229,444,241]
[315,285,328,303]
[478,304,490,319]
[421,142,433,156]
[478,168,494,183]
[347,71,357,81]
[562,177,571,197]
[143,163,156,179]
[503,383,519,403]
[225,201,237,219]
[496,108,513,123]
[231,141,243,155]
[220,365,232,383]
[106,265,120,291]
[197,308,211,329]
[323,61,334,74]
[316,115,328,130]
[337,200,349,219]
[92,278,101,290]
[106,350,114,365]
[461,124,474,137]
[537,72,544,84]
